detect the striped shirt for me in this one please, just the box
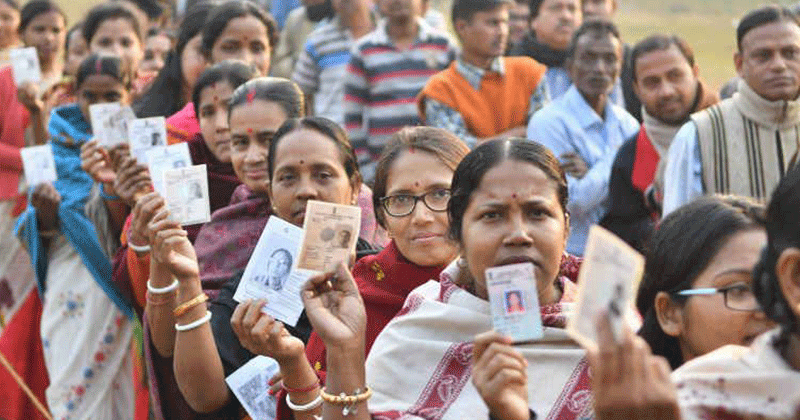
[292,16,354,125]
[344,18,457,183]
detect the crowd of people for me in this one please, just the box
[0,0,799,419]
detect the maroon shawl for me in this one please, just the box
[195,184,271,292]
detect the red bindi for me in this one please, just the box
[299,160,304,164]
[247,128,253,134]
[511,193,517,199]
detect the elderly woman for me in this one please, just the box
[300,139,590,420]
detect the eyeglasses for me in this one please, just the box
[673,283,760,312]
[380,189,451,217]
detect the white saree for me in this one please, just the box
[672,328,800,420]
[365,261,592,420]
[40,236,134,420]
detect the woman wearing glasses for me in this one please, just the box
[272,126,470,419]
[636,195,775,370]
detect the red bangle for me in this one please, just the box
[281,379,320,394]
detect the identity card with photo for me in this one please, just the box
[233,216,311,327]
[20,144,56,187]
[486,262,543,343]
[145,142,192,196]
[566,226,645,350]
[297,200,361,273]
[162,164,211,226]
[89,103,136,148]
[10,47,41,86]
[226,355,280,420]
[128,116,167,162]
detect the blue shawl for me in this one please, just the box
[14,104,134,319]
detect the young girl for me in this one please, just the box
[82,2,146,95]
[15,54,137,420]
[166,0,277,144]
[133,2,214,119]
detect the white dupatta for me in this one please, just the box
[672,328,800,420]
[365,260,592,420]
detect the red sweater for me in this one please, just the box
[0,67,29,200]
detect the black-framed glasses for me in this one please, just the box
[673,283,760,312]
[380,189,451,217]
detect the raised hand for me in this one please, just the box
[301,262,366,351]
[129,192,165,251]
[113,155,153,206]
[472,331,530,420]
[30,183,61,231]
[80,140,116,185]
[230,299,306,363]
[148,208,198,280]
[587,311,681,420]
[17,81,42,113]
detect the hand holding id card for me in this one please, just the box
[20,144,56,187]
[566,226,645,350]
[233,216,310,327]
[226,356,280,420]
[485,263,543,343]
[297,200,361,273]
[145,142,191,195]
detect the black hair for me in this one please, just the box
[75,53,131,90]
[737,6,800,52]
[82,2,145,45]
[201,0,277,60]
[566,19,621,60]
[228,76,305,121]
[529,0,576,21]
[64,22,82,55]
[637,196,765,370]
[630,33,695,83]
[134,2,216,118]
[267,117,361,188]
[18,0,63,34]
[126,0,164,21]
[191,60,258,119]
[0,0,18,10]
[447,138,568,243]
[451,0,511,25]
[753,164,800,356]
[372,127,469,228]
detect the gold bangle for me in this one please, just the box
[173,293,209,317]
[319,386,372,416]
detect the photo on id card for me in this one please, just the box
[233,216,310,327]
[19,144,56,187]
[128,116,167,162]
[486,262,543,343]
[566,226,645,350]
[297,200,361,273]
[10,47,41,86]
[162,164,211,226]
[145,142,192,196]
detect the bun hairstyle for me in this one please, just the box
[753,164,800,351]
[636,196,765,370]
[75,53,131,89]
[447,138,568,243]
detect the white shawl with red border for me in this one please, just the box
[365,260,593,420]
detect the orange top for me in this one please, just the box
[418,57,546,139]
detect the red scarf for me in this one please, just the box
[631,128,659,195]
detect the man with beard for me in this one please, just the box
[663,6,800,215]
[272,0,335,79]
[293,0,375,124]
[528,20,639,256]
[600,34,719,252]
[418,0,547,147]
